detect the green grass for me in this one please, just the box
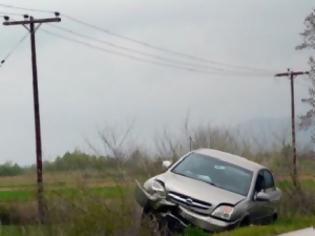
[0,186,128,202]
[0,226,24,236]
[0,225,53,236]
[1,217,314,236]
[0,190,34,202]
[0,169,313,236]
[47,186,129,199]
[299,159,315,175]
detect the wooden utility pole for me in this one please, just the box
[3,14,61,223]
[275,69,309,188]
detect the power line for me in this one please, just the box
[41,28,272,77]
[62,14,275,74]
[0,5,274,77]
[40,28,219,74]
[0,3,276,73]
[0,33,28,67]
[47,25,226,72]
[47,24,270,74]
[0,12,273,76]
[0,11,26,16]
[0,3,54,14]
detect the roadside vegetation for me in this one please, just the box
[0,122,314,235]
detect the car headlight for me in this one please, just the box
[211,205,234,221]
[150,180,166,197]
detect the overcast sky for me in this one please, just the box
[0,0,314,165]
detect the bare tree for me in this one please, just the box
[154,129,184,160]
[98,122,135,159]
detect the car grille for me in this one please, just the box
[167,191,212,214]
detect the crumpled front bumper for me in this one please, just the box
[178,205,240,232]
[135,181,240,232]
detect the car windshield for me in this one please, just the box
[172,153,253,196]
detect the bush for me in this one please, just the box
[0,162,24,176]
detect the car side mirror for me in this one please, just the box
[255,191,270,202]
[162,160,172,169]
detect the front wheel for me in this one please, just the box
[140,207,171,236]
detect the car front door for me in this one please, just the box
[262,170,279,217]
[249,171,267,223]
[250,169,279,223]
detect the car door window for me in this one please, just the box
[263,170,275,191]
[254,173,265,193]
[255,170,275,193]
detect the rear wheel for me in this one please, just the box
[271,213,278,223]
[263,213,278,225]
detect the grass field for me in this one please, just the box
[0,169,313,235]
[0,217,314,236]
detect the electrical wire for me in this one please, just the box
[40,28,221,75]
[0,33,28,67]
[0,11,25,16]
[62,14,276,74]
[0,9,228,75]
[0,3,54,14]
[40,28,273,77]
[0,3,277,74]
[48,24,270,74]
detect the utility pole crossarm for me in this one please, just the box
[275,71,309,77]
[3,17,61,26]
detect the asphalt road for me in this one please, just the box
[279,227,315,236]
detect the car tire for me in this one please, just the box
[271,213,278,223]
[140,206,171,236]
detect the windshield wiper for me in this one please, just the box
[207,181,217,186]
[198,178,218,187]
[174,171,193,179]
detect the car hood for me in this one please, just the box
[157,172,246,207]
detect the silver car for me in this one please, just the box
[135,149,281,233]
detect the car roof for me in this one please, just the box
[193,148,265,172]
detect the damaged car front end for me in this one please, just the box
[135,149,281,233]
